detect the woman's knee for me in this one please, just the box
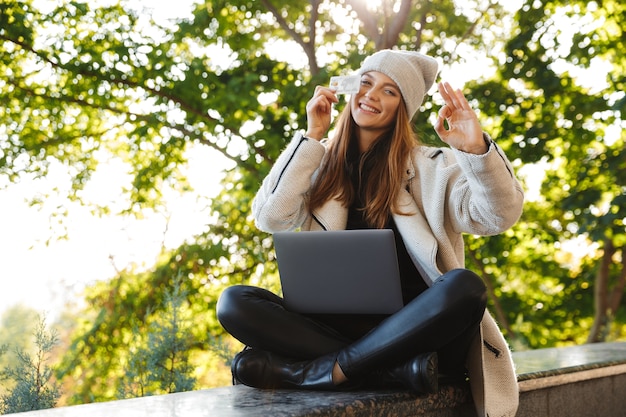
[216,285,249,328]
[216,285,282,330]
[435,268,487,309]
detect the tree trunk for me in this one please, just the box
[586,238,615,343]
[346,0,413,50]
[608,246,626,315]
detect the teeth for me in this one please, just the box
[360,103,380,113]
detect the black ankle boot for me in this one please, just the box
[366,352,439,394]
[231,348,339,390]
[391,351,439,393]
[231,347,251,386]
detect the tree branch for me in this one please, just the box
[3,35,264,172]
[260,0,319,74]
[451,0,499,59]
[345,0,382,47]
[2,34,221,126]
[9,78,257,179]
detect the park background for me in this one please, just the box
[0,0,624,411]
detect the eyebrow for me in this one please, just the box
[362,73,400,91]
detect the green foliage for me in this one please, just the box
[467,0,626,345]
[57,256,216,403]
[117,276,196,398]
[1,0,625,404]
[0,305,39,372]
[0,317,61,414]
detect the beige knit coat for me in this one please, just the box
[253,131,524,417]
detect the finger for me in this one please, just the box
[438,82,454,107]
[313,86,339,103]
[438,103,452,120]
[433,115,445,136]
[434,120,451,143]
[434,111,450,137]
[445,84,465,110]
[308,95,333,115]
[440,81,470,111]
[448,85,472,111]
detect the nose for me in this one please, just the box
[364,88,379,101]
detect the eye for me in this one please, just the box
[360,79,372,86]
[384,88,397,96]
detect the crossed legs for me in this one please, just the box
[216,268,486,389]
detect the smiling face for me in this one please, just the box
[350,71,403,139]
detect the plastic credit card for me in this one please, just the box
[329,75,360,94]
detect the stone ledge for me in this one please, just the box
[9,342,626,417]
[513,341,626,378]
[512,342,626,417]
[10,383,475,417]
[512,341,626,388]
[518,363,626,392]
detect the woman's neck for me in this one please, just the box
[356,128,382,153]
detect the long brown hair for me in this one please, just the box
[308,101,420,229]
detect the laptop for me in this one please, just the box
[273,229,404,315]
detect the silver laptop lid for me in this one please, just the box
[273,229,404,314]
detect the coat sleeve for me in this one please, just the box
[252,132,326,233]
[436,135,525,236]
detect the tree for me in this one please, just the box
[117,277,196,398]
[468,0,626,345]
[0,317,61,413]
[0,305,39,372]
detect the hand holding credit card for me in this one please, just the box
[329,75,360,94]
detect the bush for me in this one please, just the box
[0,317,60,413]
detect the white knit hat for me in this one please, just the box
[357,50,439,119]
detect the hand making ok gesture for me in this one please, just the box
[434,81,487,155]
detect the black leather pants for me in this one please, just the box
[217,268,487,378]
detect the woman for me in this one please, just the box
[216,49,524,417]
